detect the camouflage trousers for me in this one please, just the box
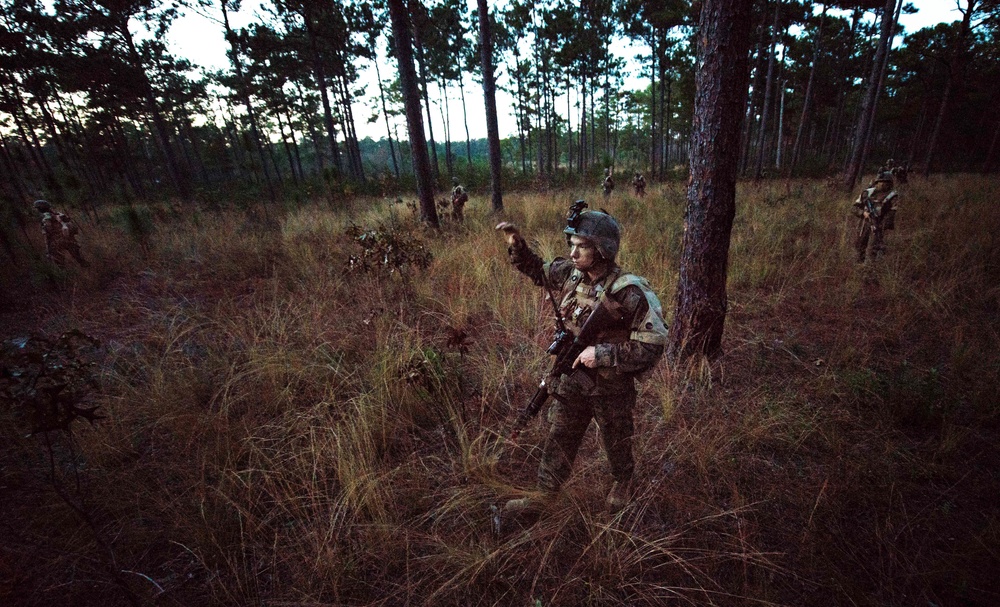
[46,239,88,267]
[855,218,886,263]
[537,390,635,493]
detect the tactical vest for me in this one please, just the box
[557,267,668,347]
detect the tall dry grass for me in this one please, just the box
[2,175,998,606]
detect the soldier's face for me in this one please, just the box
[569,235,598,272]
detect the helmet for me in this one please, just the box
[452,177,459,186]
[564,209,621,261]
[604,168,610,176]
[873,170,894,192]
[33,199,51,212]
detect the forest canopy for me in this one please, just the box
[1,0,998,209]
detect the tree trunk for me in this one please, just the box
[740,8,769,175]
[753,0,781,179]
[664,76,672,170]
[923,0,976,177]
[388,0,437,225]
[860,0,901,174]
[372,60,400,179]
[477,0,504,212]
[458,74,473,167]
[221,2,276,204]
[302,9,343,177]
[668,0,752,361]
[117,20,191,202]
[790,4,826,174]
[412,24,440,184]
[843,0,896,191]
[649,31,657,180]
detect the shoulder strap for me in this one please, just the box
[609,273,651,294]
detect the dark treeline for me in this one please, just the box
[1,0,998,216]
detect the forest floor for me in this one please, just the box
[1,175,998,606]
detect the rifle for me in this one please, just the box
[508,293,624,440]
[858,191,879,237]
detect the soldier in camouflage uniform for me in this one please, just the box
[852,171,898,263]
[632,172,646,197]
[33,200,88,267]
[450,177,469,222]
[495,203,667,515]
[602,168,615,202]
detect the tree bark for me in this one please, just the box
[371,60,400,179]
[923,0,977,177]
[753,0,781,179]
[388,0,438,225]
[221,1,276,204]
[477,0,504,213]
[790,4,826,174]
[668,0,752,361]
[843,0,896,191]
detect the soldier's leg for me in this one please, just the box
[47,241,67,266]
[67,242,89,267]
[871,226,886,258]
[537,399,594,493]
[855,219,871,263]
[594,391,636,485]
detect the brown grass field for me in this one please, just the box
[1,174,998,606]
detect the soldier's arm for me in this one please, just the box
[508,238,573,289]
[593,285,665,374]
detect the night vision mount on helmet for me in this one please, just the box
[563,200,621,261]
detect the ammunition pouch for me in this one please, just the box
[547,368,597,399]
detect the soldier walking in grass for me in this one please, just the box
[33,200,89,267]
[495,202,667,517]
[450,177,469,223]
[632,172,646,197]
[852,170,899,263]
[602,168,615,202]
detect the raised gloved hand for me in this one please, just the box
[494,221,525,247]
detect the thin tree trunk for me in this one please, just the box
[458,74,472,167]
[753,0,781,179]
[221,1,276,205]
[302,9,343,176]
[843,0,896,191]
[387,0,437,225]
[650,32,657,180]
[740,8,769,175]
[371,60,400,179]
[790,4,826,174]
[861,0,902,174]
[477,0,504,213]
[923,0,976,177]
[117,21,191,202]
[412,25,440,184]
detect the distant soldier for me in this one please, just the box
[602,168,614,202]
[892,161,909,185]
[631,172,646,198]
[450,177,469,223]
[851,171,898,263]
[33,200,88,267]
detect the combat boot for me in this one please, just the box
[606,480,632,513]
